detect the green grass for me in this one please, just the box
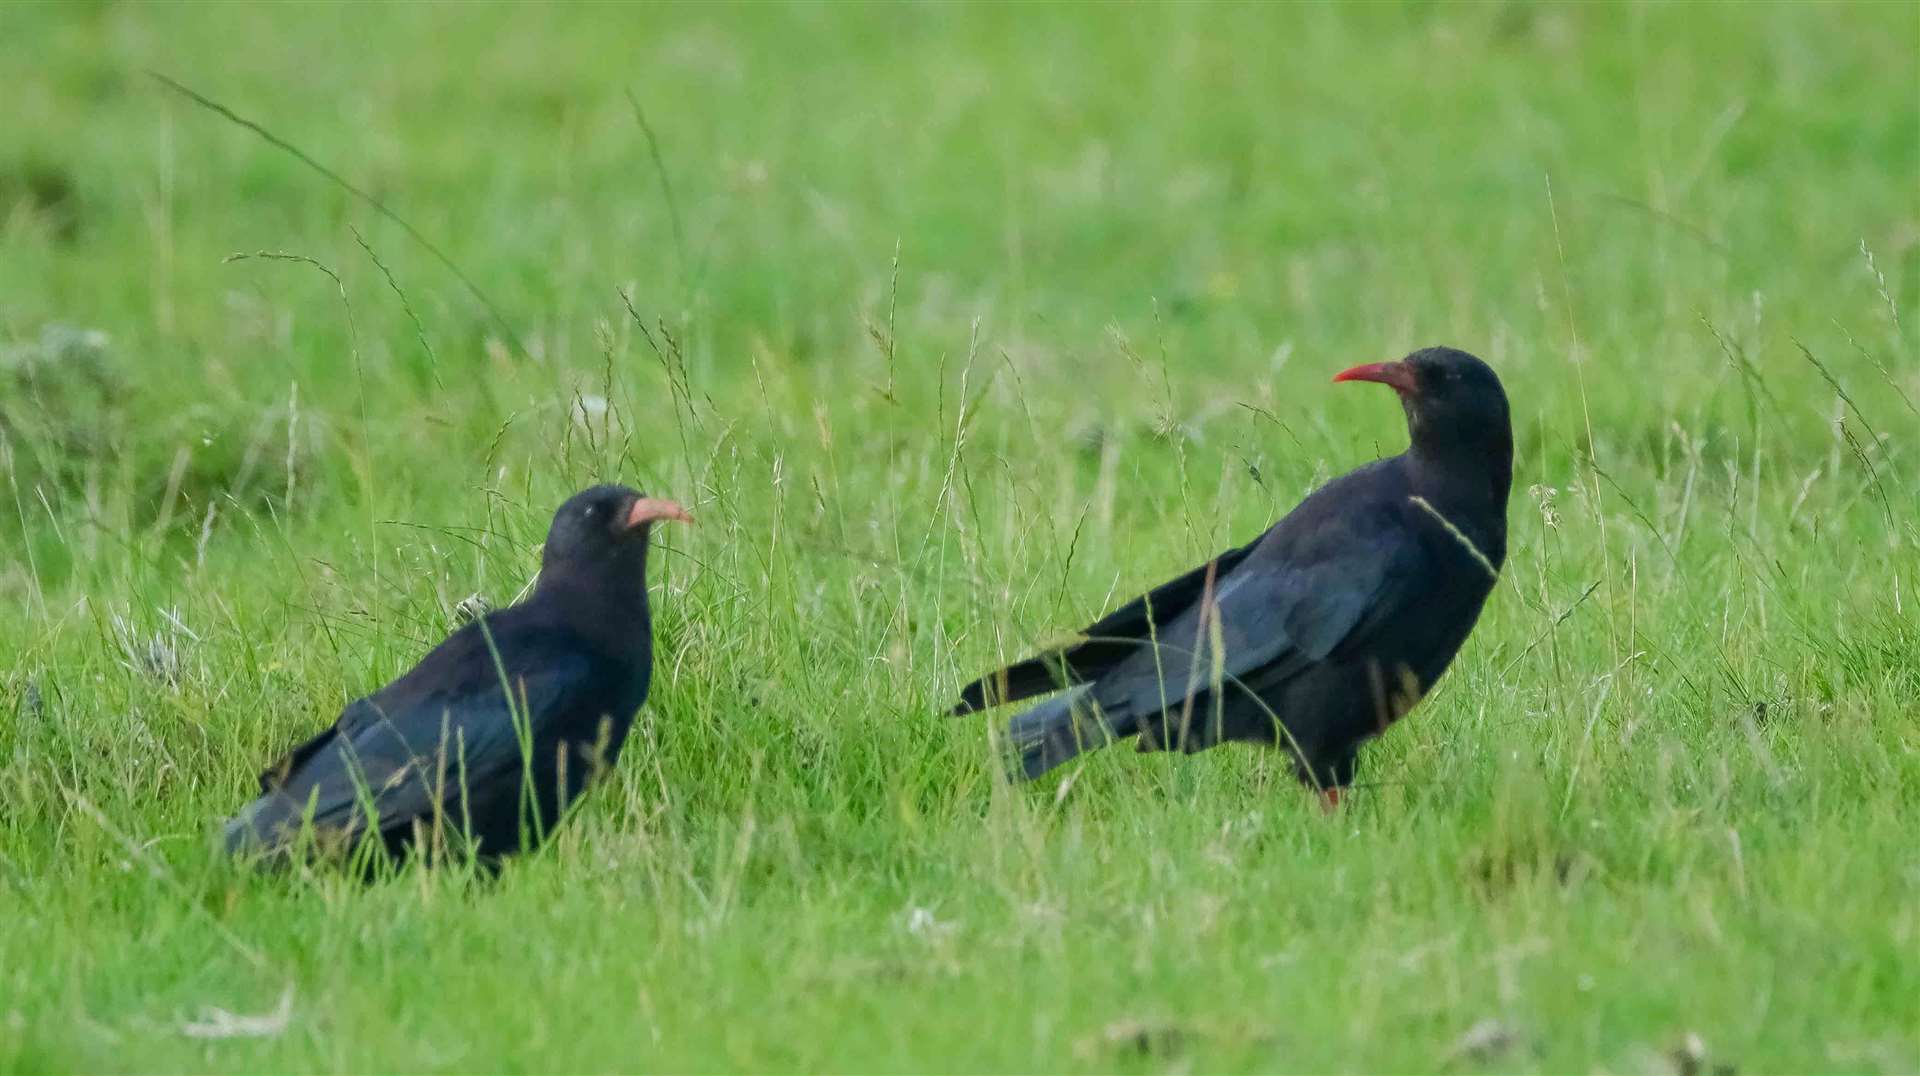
[3,2,1917,1071]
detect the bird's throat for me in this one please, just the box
[534,552,653,657]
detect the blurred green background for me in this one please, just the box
[2,3,1915,1072]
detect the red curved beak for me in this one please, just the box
[624,497,693,530]
[1332,361,1417,396]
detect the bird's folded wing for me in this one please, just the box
[1094,535,1426,716]
[953,538,1260,712]
[245,654,594,843]
[254,697,383,793]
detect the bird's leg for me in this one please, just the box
[1319,786,1343,813]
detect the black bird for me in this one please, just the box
[953,347,1512,806]
[224,485,692,866]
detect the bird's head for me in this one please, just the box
[1333,346,1512,464]
[539,484,692,584]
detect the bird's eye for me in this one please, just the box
[583,506,595,518]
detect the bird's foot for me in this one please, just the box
[1319,786,1343,813]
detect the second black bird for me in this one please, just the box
[952,347,1513,805]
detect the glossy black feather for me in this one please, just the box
[224,485,678,867]
[955,347,1513,794]
[952,539,1259,713]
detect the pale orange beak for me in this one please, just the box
[1332,360,1418,396]
[624,497,693,529]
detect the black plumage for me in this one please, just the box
[953,347,1513,804]
[224,485,691,866]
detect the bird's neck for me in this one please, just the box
[1407,428,1513,508]
[532,552,653,660]
[1405,435,1513,571]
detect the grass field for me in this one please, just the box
[3,3,1917,1071]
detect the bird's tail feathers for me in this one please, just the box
[221,790,342,864]
[1007,687,1137,779]
[221,794,286,858]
